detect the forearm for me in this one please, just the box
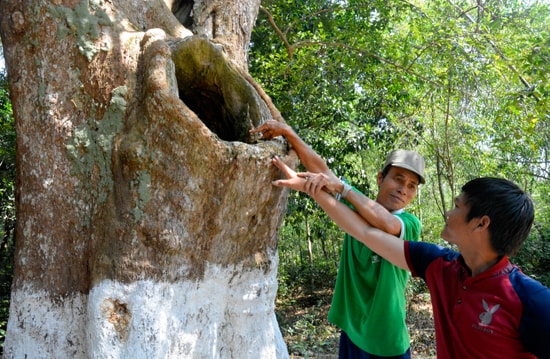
[270,155,408,269]
[343,190,402,236]
[252,121,339,189]
[283,128,330,175]
[313,190,409,270]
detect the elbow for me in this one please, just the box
[381,216,403,237]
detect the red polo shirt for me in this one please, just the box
[405,241,550,359]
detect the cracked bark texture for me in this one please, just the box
[0,0,294,357]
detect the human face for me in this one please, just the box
[376,166,419,211]
[441,193,477,246]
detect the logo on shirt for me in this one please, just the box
[478,299,500,326]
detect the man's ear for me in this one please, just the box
[476,215,491,231]
[376,171,384,186]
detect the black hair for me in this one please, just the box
[381,165,391,179]
[461,177,534,256]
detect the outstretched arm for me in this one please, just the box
[252,122,401,235]
[250,120,341,192]
[271,156,409,271]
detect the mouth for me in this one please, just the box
[390,194,403,203]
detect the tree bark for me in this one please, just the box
[0,0,294,357]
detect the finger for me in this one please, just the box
[255,130,274,139]
[273,178,300,189]
[249,124,265,133]
[303,176,311,193]
[250,119,277,132]
[310,178,324,196]
[316,177,330,194]
[272,156,286,172]
[272,179,288,187]
[272,156,294,177]
[311,179,323,196]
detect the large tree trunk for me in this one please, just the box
[0,0,294,357]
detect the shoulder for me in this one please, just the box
[405,242,459,278]
[407,241,458,261]
[509,268,550,309]
[509,268,550,358]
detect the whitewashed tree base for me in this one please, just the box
[5,259,288,359]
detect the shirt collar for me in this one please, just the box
[458,255,513,282]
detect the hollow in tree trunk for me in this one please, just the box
[0,0,295,357]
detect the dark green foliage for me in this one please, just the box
[251,0,550,270]
[251,1,550,354]
[514,224,550,288]
[0,70,15,353]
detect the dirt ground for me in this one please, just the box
[278,289,436,359]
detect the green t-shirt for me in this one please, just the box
[328,194,421,356]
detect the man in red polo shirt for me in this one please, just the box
[271,157,550,359]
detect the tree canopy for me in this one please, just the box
[249,0,550,286]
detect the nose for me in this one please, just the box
[396,184,407,196]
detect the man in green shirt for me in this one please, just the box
[251,120,425,358]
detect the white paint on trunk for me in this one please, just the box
[4,259,289,358]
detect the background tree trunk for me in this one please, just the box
[0,0,294,357]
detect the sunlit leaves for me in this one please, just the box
[251,0,549,251]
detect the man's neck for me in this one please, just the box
[464,253,501,277]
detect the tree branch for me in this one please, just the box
[259,5,293,60]
[447,0,540,101]
[292,40,443,87]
